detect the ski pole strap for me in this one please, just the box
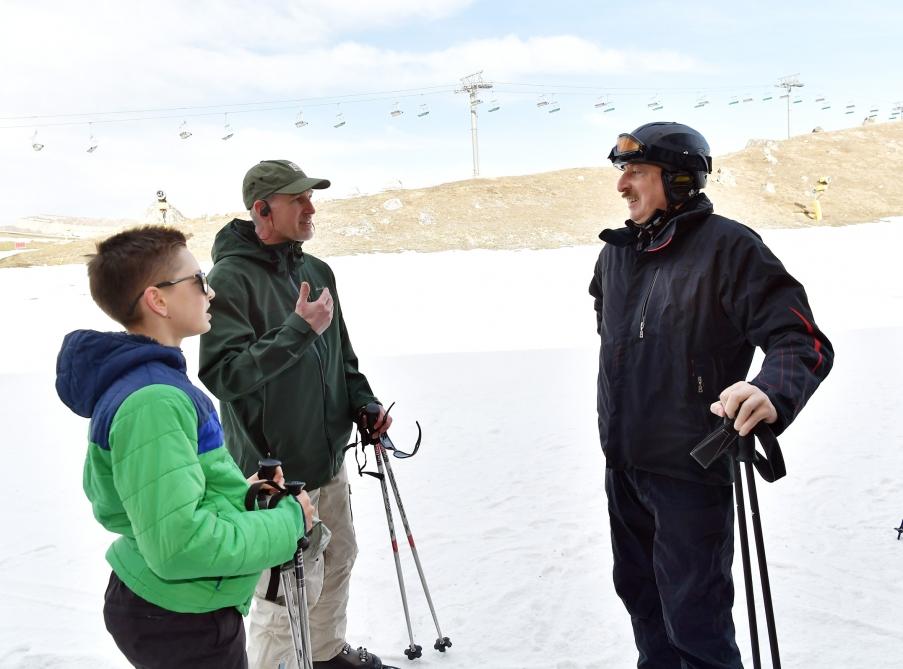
[746,423,786,483]
[690,419,786,483]
[242,480,291,602]
[245,480,278,511]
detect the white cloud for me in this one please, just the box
[1,0,702,119]
[418,35,703,80]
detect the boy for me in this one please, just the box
[56,225,314,668]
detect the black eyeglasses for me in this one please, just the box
[128,271,209,315]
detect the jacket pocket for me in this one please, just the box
[690,356,714,397]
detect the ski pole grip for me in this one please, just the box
[356,402,383,445]
[365,402,381,427]
[257,458,281,480]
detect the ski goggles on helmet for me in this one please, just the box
[608,133,646,167]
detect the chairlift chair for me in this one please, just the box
[390,102,404,118]
[294,110,309,128]
[845,102,856,115]
[548,99,561,113]
[333,112,346,128]
[31,130,44,152]
[536,95,549,108]
[742,96,754,103]
[178,120,192,140]
[728,96,740,106]
[595,96,615,112]
[792,96,803,104]
[487,99,500,112]
[221,114,234,141]
[762,94,774,101]
[814,96,826,103]
[694,95,709,109]
[821,101,832,111]
[417,103,430,117]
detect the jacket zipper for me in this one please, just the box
[638,268,660,339]
[312,333,334,462]
[290,269,335,462]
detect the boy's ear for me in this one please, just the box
[138,287,169,319]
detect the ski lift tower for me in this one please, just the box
[456,71,494,177]
[776,74,804,139]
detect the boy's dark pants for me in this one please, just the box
[605,468,743,669]
[103,571,248,669]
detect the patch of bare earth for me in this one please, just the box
[3,121,902,268]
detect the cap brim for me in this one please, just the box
[274,176,331,195]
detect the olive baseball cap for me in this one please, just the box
[242,160,331,209]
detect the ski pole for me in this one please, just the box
[374,444,423,660]
[282,480,313,669]
[379,449,451,653]
[732,455,761,669]
[253,460,313,669]
[738,435,781,669]
[692,420,786,669]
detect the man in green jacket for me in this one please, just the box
[199,160,392,669]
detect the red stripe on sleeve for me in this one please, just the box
[789,307,824,372]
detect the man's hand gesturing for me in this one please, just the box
[295,281,333,335]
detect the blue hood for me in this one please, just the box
[55,330,186,418]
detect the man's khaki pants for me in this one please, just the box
[247,464,358,668]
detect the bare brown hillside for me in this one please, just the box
[3,121,902,268]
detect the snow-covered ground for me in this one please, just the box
[1,219,901,668]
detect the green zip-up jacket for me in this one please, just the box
[55,330,304,615]
[199,219,378,490]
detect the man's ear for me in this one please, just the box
[252,199,271,218]
[252,200,273,241]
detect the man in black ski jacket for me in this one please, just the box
[589,122,833,668]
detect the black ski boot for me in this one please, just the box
[313,643,399,669]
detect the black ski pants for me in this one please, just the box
[102,571,248,669]
[605,467,742,669]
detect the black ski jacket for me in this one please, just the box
[589,194,833,485]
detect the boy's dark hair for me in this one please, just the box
[88,226,187,327]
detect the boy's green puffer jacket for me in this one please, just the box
[56,329,304,614]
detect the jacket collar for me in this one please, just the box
[599,193,714,253]
[219,219,306,274]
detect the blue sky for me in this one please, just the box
[1,0,900,223]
